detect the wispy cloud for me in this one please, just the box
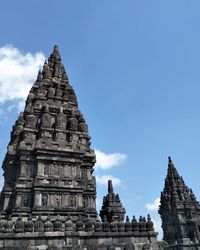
[145,197,160,211]
[0,45,45,109]
[96,175,121,186]
[95,149,127,170]
[152,219,162,238]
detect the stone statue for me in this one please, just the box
[56,195,62,207]
[42,193,48,206]
[23,193,29,207]
[70,195,76,207]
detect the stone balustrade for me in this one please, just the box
[0,214,154,234]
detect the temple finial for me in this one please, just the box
[51,45,61,60]
[168,156,173,165]
[108,180,113,194]
[54,45,59,51]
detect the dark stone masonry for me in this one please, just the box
[0,46,199,249]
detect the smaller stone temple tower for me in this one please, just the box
[159,157,200,249]
[99,180,125,223]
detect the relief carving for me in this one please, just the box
[42,193,48,206]
[68,115,78,131]
[56,195,62,207]
[26,115,37,128]
[70,195,76,207]
[22,193,30,207]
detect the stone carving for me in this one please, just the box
[4,215,13,233]
[146,214,154,231]
[65,214,74,231]
[85,215,94,232]
[44,163,65,177]
[0,214,5,233]
[48,87,55,97]
[56,195,62,207]
[22,193,30,207]
[125,216,132,232]
[36,83,46,97]
[42,193,48,206]
[24,215,34,232]
[79,119,88,133]
[94,217,102,232]
[110,216,118,232]
[15,215,24,233]
[44,216,53,232]
[69,195,76,207]
[118,220,125,232]
[76,216,84,231]
[25,114,37,128]
[68,115,78,131]
[56,106,67,129]
[132,216,139,232]
[41,105,52,128]
[55,86,63,97]
[35,215,44,232]
[42,61,51,79]
[54,216,64,231]
[102,216,109,232]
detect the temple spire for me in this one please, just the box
[108,180,113,193]
[1,46,95,221]
[159,157,200,246]
[100,180,125,223]
[168,156,172,164]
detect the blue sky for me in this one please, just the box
[1,0,200,236]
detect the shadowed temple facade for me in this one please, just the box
[0,46,199,249]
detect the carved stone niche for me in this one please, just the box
[68,115,78,131]
[41,109,52,129]
[20,163,35,178]
[21,193,31,207]
[55,194,62,207]
[25,114,37,129]
[69,194,76,207]
[56,107,67,129]
[42,193,48,206]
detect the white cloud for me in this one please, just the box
[145,198,160,211]
[95,149,127,169]
[0,45,45,109]
[152,219,162,238]
[96,175,122,186]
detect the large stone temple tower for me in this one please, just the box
[0,45,96,221]
[159,157,200,249]
[0,46,167,249]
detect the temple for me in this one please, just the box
[0,46,166,250]
[159,157,200,249]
